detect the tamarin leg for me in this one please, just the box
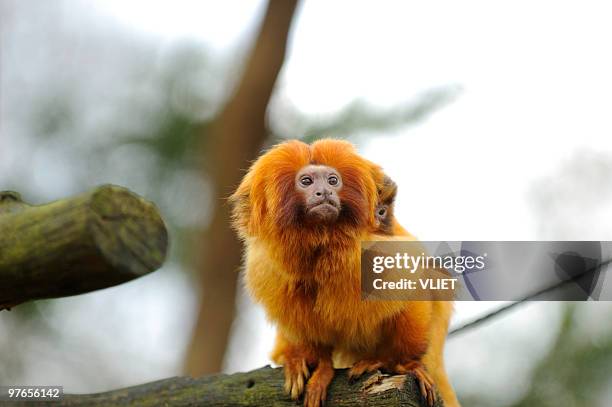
[423,301,461,407]
[348,302,436,406]
[304,354,334,407]
[271,333,313,400]
[271,332,333,405]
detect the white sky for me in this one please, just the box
[10,0,611,400]
[92,0,612,239]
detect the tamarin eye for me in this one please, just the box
[378,207,387,217]
[328,176,339,186]
[300,176,313,186]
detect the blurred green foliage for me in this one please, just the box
[511,304,612,407]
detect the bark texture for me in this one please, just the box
[0,185,168,310]
[56,367,442,407]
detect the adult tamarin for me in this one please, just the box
[230,139,459,407]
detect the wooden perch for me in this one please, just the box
[58,366,442,406]
[0,185,168,310]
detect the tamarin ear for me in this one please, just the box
[229,170,267,237]
[379,174,398,205]
[229,170,260,236]
[228,185,251,235]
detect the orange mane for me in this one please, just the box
[231,139,383,243]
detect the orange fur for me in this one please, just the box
[231,139,459,407]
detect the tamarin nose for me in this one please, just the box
[316,188,333,197]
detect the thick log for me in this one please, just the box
[56,366,441,406]
[0,185,168,309]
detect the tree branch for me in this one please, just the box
[0,185,168,310]
[58,366,441,406]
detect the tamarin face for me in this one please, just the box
[375,175,398,234]
[295,165,343,223]
[230,139,381,238]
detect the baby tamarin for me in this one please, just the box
[230,139,459,407]
[374,173,413,237]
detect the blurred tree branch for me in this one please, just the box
[0,185,167,310]
[273,86,461,144]
[185,0,300,376]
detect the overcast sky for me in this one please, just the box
[91,0,612,240]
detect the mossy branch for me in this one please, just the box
[0,185,168,310]
[55,366,441,406]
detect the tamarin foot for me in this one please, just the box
[303,359,333,407]
[347,359,384,383]
[394,360,436,406]
[282,356,311,400]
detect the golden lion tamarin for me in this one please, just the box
[374,173,414,237]
[230,139,459,407]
